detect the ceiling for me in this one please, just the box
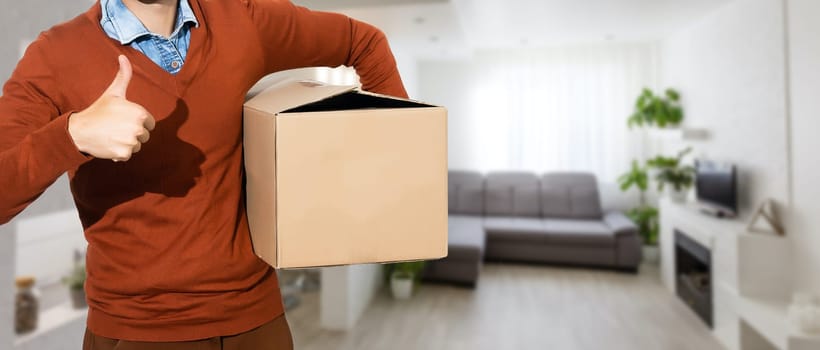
[292,0,732,60]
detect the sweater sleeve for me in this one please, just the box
[242,0,408,98]
[0,35,92,224]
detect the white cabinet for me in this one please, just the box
[659,199,819,350]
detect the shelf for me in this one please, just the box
[736,296,820,350]
[737,296,790,349]
[648,127,709,141]
[14,302,86,348]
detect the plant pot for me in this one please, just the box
[69,288,87,309]
[667,187,689,203]
[390,272,414,300]
[643,245,660,265]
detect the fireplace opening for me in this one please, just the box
[675,230,712,328]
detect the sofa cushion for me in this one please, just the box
[484,217,615,246]
[485,172,540,217]
[540,173,603,219]
[542,219,615,246]
[483,217,548,243]
[447,215,486,261]
[448,171,485,215]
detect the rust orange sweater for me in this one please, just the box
[0,0,407,342]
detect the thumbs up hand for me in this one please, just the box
[68,55,156,162]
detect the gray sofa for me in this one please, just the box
[423,171,642,286]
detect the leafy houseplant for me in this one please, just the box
[628,88,684,128]
[62,263,86,309]
[618,161,649,201]
[626,206,659,247]
[386,261,426,300]
[618,161,659,246]
[647,148,696,203]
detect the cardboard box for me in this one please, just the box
[243,78,448,269]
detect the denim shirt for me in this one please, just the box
[100,0,198,74]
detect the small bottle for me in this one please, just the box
[15,276,39,335]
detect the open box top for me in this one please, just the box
[245,78,434,115]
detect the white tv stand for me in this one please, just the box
[659,199,820,350]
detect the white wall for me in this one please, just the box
[785,0,820,292]
[418,61,475,171]
[393,53,419,98]
[419,45,656,180]
[658,0,790,216]
[0,0,93,83]
[1,224,14,350]
[660,0,820,291]
[418,46,656,211]
[15,211,86,286]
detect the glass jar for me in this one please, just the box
[15,276,39,335]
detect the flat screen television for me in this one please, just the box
[695,160,737,218]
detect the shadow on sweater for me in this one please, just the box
[71,98,207,228]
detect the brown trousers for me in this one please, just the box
[82,315,294,350]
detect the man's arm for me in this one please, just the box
[243,0,409,98]
[0,36,92,224]
[1,38,156,225]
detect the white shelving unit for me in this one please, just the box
[736,297,820,350]
[660,199,820,350]
[648,127,709,141]
[14,303,87,350]
[1,210,88,350]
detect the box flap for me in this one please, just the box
[245,77,357,114]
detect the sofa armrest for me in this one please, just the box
[603,211,638,237]
[604,211,643,268]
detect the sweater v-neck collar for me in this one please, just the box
[86,0,209,97]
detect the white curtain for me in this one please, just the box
[443,44,657,181]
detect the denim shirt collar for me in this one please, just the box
[100,0,199,45]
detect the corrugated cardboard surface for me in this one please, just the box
[243,80,448,269]
[243,107,279,264]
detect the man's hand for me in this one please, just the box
[68,55,155,162]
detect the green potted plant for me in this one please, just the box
[385,261,426,300]
[647,147,696,203]
[618,160,650,207]
[626,206,659,248]
[628,88,684,128]
[62,262,86,309]
[618,160,660,263]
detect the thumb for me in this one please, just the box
[104,55,132,98]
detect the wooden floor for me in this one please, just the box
[287,263,724,350]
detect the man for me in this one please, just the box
[0,0,407,348]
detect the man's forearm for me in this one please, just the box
[346,19,408,98]
[244,0,407,98]
[0,113,90,224]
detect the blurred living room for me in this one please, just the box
[2,0,820,349]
